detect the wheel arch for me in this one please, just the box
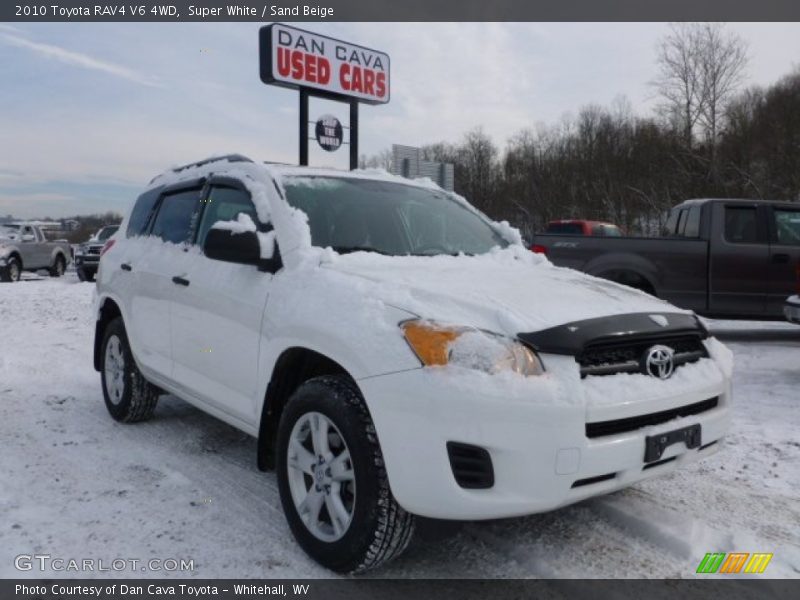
[257,347,354,471]
[594,267,658,296]
[94,296,122,371]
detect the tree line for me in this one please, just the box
[363,24,800,239]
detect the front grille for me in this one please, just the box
[88,246,102,255]
[577,334,707,378]
[446,442,494,489]
[586,397,719,438]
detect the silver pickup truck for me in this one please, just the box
[0,222,71,282]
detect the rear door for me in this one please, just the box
[128,183,204,378]
[708,202,770,316]
[169,179,272,425]
[766,205,800,316]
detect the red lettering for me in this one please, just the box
[363,69,375,96]
[291,51,303,79]
[376,72,386,98]
[351,66,363,92]
[339,63,351,90]
[277,47,291,77]
[317,58,331,85]
[304,53,316,82]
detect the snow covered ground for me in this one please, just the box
[1,274,798,579]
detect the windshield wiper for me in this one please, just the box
[331,245,391,256]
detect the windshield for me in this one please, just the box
[97,226,119,241]
[283,177,509,256]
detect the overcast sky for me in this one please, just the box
[1,22,799,218]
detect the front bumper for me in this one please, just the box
[359,349,731,520]
[785,295,800,324]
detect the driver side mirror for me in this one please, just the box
[203,226,282,274]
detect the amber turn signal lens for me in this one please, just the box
[401,321,462,366]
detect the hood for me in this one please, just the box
[322,247,690,336]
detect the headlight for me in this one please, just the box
[401,320,545,377]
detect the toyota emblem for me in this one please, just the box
[643,345,675,379]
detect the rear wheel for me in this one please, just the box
[276,375,415,573]
[100,317,159,422]
[0,257,21,282]
[49,254,66,277]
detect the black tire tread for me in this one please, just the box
[101,317,159,423]
[281,375,415,573]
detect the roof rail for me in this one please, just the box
[172,154,254,173]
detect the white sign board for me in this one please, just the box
[260,23,390,105]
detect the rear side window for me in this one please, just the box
[546,223,584,235]
[774,209,800,245]
[127,189,161,237]
[196,186,259,247]
[663,209,679,236]
[151,189,202,244]
[724,206,759,244]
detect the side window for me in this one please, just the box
[774,209,800,245]
[127,188,161,237]
[591,225,604,236]
[724,206,759,244]
[150,189,202,244]
[196,185,259,248]
[683,205,702,238]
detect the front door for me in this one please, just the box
[169,181,272,425]
[767,206,800,317]
[708,203,770,316]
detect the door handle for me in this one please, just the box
[771,253,790,264]
[172,276,190,287]
[120,263,132,271]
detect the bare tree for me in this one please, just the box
[695,24,748,153]
[652,23,705,147]
[653,23,749,157]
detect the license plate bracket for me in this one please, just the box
[644,424,701,463]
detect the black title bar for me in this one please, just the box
[3,0,800,22]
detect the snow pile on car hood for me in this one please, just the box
[321,245,687,335]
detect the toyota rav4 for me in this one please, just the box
[93,155,733,573]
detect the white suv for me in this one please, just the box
[94,155,733,572]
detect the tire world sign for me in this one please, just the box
[260,23,390,105]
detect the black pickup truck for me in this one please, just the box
[533,198,800,319]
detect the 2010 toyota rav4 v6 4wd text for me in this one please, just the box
[94,155,733,573]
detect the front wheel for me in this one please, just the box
[0,257,21,282]
[49,254,66,277]
[276,375,415,573]
[100,317,159,422]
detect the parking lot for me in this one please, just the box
[1,274,799,578]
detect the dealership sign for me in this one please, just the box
[260,23,390,104]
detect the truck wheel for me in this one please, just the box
[276,375,415,573]
[49,255,66,277]
[0,257,21,282]
[77,267,87,282]
[100,317,159,423]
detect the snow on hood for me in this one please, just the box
[322,245,688,335]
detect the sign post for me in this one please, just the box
[259,23,390,170]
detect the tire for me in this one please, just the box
[100,317,159,423]
[276,375,415,573]
[49,254,66,277]
[0,257,21,282]
[77,267,95,282]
